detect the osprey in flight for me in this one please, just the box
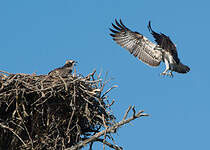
[109,19,190,77]
[48,60,76,77]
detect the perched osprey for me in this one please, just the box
[109,19,190,77]
[48,60,76,77]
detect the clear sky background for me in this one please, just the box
[0,0,209,149]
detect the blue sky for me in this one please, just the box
[0,0,210,149]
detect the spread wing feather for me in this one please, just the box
[148,21,180,64]
[110,19,162,67]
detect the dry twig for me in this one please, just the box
[67,106,148,150]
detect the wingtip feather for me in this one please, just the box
[109,28,119,34]
[110,33,116,37]
[112,23,121,31]
[119,19,128,29]
[115,19,124,29]
[148,20,152,32]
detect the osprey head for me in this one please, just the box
[65,60,77,66]
[65,60,75,64]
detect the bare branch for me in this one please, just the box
[0,70,13,75]
[67,106,148,150]
[0,123,26,147]
[58,75,68,91]
[102,85,118,98]
[122,106,132,120]
[95,138,123,150]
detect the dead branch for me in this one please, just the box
[92,138,123,150]
[0,122,26,147]
[67,106,148,150]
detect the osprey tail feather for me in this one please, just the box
[173,63,190,73]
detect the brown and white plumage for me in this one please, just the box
[110,19,190,76]
[48,60,76,77]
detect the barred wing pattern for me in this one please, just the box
[110,19,162,67]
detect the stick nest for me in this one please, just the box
[0,70,116,149]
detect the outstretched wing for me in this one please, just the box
[148,21,180,64]
[110,19,162,67]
